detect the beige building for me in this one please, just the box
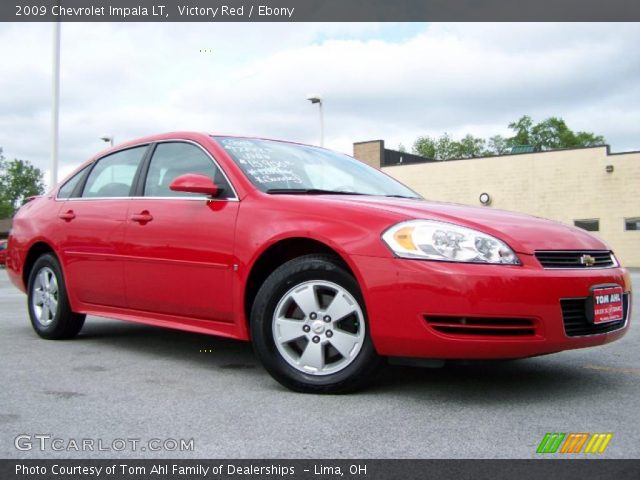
[354,141,640,267]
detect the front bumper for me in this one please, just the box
[351,253,632,359]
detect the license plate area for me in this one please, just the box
[589,285,624,324]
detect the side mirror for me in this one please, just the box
[169,173,220,197]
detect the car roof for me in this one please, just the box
[95,132,328,158]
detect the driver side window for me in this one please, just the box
[144,142,232,198]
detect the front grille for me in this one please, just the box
[535,250,615,269]
[561,293,629,337]
[424,316,536,337]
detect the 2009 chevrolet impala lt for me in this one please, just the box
[6,132,632,392]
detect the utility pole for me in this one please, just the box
[51,22,61,187]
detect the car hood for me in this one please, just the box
[319,195,610,254]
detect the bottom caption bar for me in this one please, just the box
[2,459,639,480]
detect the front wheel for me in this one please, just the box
[251,254,382,393]
[27,253,86,339]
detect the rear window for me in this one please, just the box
[82,146,147,198]
[57,165,91,199]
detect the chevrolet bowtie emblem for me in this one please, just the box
[580,254,596,267]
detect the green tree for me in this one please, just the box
[506,115,534,147]
[413,135,437,159]
[573,130,606,147]
[506,115,606,151]
[486,135,509,155]
[414,133,486,160]
[529,117,605,150]
[456,134,486,158]
[0,149,45,218]
[411,115,606,160]
[413,136,436,159]
[435,133,459,160]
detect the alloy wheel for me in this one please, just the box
[272,280,365,375]
[31,267,59,327]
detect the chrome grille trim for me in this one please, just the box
[535,250,617,269]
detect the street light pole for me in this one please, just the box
[100,136,115,181]
[307,95,324,147]
[318,100,324,147]
[51,21,61,187]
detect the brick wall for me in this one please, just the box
[353,140,383,169]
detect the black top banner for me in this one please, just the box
[3,0,640,22]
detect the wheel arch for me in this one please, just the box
[243,237,361,335]
[22,241,58,290]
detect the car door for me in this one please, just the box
[123,141,239,322]
[57,145,149,308]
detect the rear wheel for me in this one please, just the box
[27,253,85,339]
[251,254,382,393]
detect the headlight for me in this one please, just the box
[382,220,520,264]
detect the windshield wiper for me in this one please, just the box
[384,194,420,199]
[266,188,366,195]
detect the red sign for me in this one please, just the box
[593,286,624,324]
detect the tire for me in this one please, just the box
[27,253,86,340]
[251,254,382,393]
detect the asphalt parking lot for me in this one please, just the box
[0,269,638,459]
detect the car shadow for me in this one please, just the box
[368,357,622,404]
[77,317,621,402]
[78,317,258,370]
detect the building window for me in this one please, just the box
[624,217,640,231]
[574,219,599,232]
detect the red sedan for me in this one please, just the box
[6,132,632,392]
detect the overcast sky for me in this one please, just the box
[0,22,638,186]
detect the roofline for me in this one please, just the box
[381,144,640,166]
[56,131,342,191]
[608,147,640,156]
[94,131,332,158]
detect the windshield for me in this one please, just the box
[213,136,420,198]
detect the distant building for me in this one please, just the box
[0,218,11,240]
[354,140,640,267]
[354,140,438,167]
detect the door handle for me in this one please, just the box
[58,210,75,221]
[131,211,153,224]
